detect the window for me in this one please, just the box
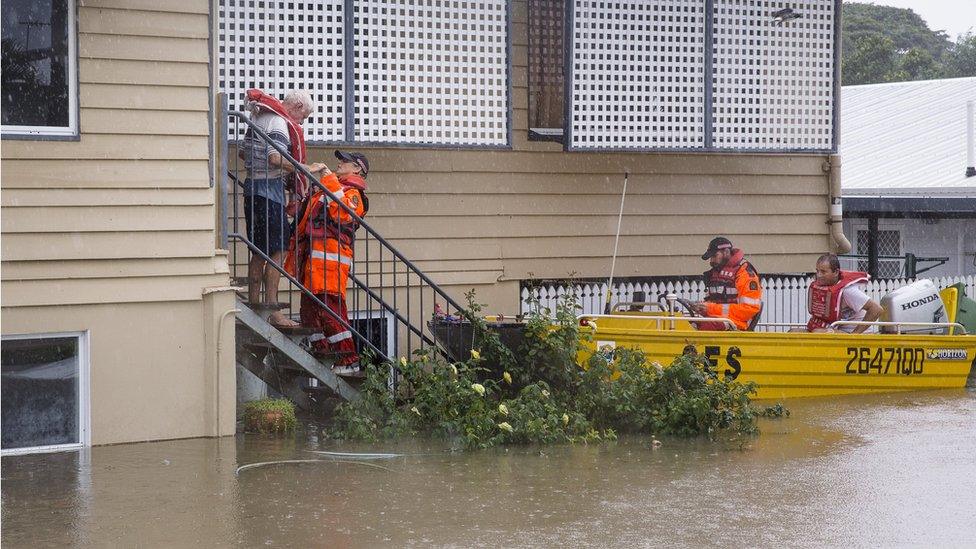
[1,0,77,138]
[1,333,90,454]
[527,0,565,140]
[349,309,394,358]
[856,228,902,278]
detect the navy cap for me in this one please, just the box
[701,237,733,260]
[335,150,369,177]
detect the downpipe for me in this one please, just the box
[824,154,852,254]
[216,308,240,437]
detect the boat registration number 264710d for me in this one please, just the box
[845,347,926,375]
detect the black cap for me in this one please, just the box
[335,150,369,177]
[701,237,733,260]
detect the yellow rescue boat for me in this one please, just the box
[578,298,976,400]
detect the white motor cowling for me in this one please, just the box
[879,279,947,334]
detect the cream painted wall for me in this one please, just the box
[1,0,233,446]
[2,297,236,445]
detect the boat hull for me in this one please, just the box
[579,316,976,399]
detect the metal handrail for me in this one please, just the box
[231,233,390,361]
[578,314,738,331]
[829,320,968,335]
[222,102,470,371]
[226,109,468,315]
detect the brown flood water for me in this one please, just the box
[3,390,976,547]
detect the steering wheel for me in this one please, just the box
[673,297,705,330]
[674,298,698,316]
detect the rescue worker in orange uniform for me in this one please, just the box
[286,150,369,375]
[690,237,763,331]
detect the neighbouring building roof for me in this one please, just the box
[840,77,976,198]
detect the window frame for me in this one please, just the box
[853,220,904,278]
[526,0,567,143]
[1,330,91,456]
[0,0,79,141]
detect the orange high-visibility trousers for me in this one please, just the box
[300,293,358,366]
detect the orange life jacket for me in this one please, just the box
[285,173,368,295]
[806,271,870,331]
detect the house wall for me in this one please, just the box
[296,0,834,313]
[844,217,976,277]
[1,0,235,445]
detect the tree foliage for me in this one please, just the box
[842,2,975,85]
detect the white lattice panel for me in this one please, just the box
[218,0,345,142]
[353,0,509,145]
[569,0,706,150]
[711,0,836,150]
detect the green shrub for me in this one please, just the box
[242,398,298,434]
[330,292,784,449]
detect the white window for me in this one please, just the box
[350,309,395,358]
[1,0,78,138]
[1,332,90,455]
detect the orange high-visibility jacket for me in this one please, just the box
[285,173,368,295]
[702,248,762,330]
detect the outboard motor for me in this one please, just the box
[880,279,947,334]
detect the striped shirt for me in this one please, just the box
[242,112,289,204]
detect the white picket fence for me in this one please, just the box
[520,275,976,332]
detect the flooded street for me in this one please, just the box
[3,390,976,547]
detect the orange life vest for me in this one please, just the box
[285,173,368,295]
[807,271,870,331]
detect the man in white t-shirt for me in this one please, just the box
[801,253,884,334]
[239,90,326,328]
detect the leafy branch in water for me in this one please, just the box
[330,291,785,449]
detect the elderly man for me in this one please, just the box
[241,89,326,327]
[800,253,883,334]
[690,237,763,331]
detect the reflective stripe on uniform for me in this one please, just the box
[310,250,353,266]
[327,330,353,343]
[708,286,737,296]
[738,296,762,306]
[721,304,730,316]
[318,189,346,202]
